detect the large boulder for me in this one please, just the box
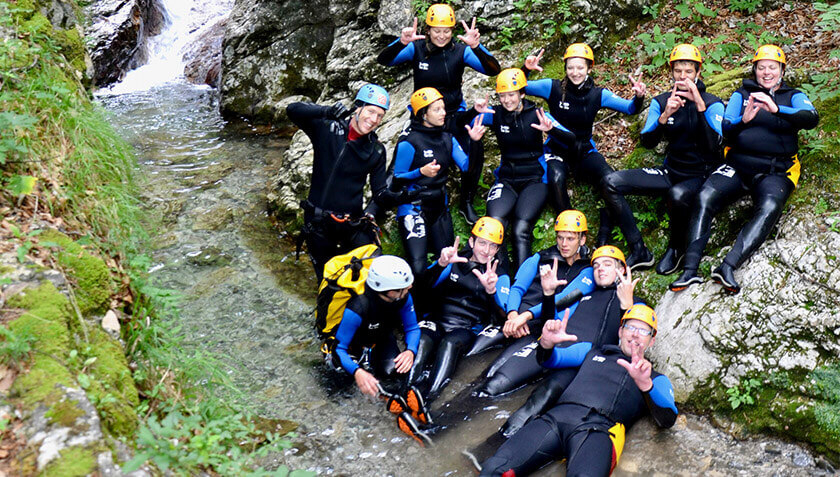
[649,211,840,458]
[85,0,165,87]
[183,17,227,88]
[219,0,335,122]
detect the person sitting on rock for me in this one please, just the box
[287,84,402,281]
[392,87,483,276]
[602,44,724,277]
[378,4,502,224]
[484,246,640,439]
[478,304,678,476]
[464,68,575,268]
[522,44,653,271]
[473,210,595,397]
[407,217,511,410]
[670,45,819,294]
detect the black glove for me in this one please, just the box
[327,102,351,120]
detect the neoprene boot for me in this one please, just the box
[711,261,740,294]
[626,242,655,271]
[655,248,684,275]
[669,268,702,291]
[397,412,433,447]
[459,191,479,225]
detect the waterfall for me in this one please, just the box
[100,0,233,95]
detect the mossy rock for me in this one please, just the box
[84,327,139,437]
[40,229,114,316]
[7,282,75,406]
[45,397,86,428]
[706,67,747,99]
[39,445,98,477]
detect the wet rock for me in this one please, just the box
[183,17,227,88]
[191,205,235,231]
[793,451,815,467]
[85,0,166,87]
[185,245,232,266]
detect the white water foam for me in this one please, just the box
[98,0,233,96]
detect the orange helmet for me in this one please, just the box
[496,68,528,93]
[669,44,702,65]
[410,87,444,114]
[621,304,658,336]
[563,43,594,64]
[426,4,456,27]
[554,210,587,232]
[591,245,626,266]
[752,44,786,65]
[472,217,504,244]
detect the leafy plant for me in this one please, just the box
[728,0,762,14]
[675,0,717,21]
[0,326,36,370]
[726,378,762,409]
[642,2,660,18]
[815,2,840,31]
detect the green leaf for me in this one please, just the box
[6,175,37,196]
[77,373,91,389]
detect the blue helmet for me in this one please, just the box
[355,84,390,111]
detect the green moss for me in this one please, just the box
[53,27,87,73]
[706,67,747,99]
[41,229,114,316]
[0,264,14,276]
[45,398,85,428]
[85,328,139,437]
[39,445,97,477]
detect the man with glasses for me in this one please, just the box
[479,303,678,476]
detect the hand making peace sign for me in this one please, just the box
[457,18,481,48]
[400,18,426,45]
[472,259,499,295]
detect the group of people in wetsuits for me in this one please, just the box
[286,3,819,475]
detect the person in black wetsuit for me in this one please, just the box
[465,68,575,267]
[602,44,725,276]
[485,246,640,439]
[478,304,678,477]
[288,84,396,281]
[670,45,819,294]
[393,87,483,276]
[377,4,502,224]
[408,217,511,406]
[522,44,654,270]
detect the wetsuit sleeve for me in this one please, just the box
[523,79,553,101]
[526,266,594,319]
[601,89,643,114]
[422,261,450,288]
[393,142,422,180]
[775,92,819,130]
[462,107,496,127]
[536,341,592,368]
[639,98,664,149]
[700,101,724,156]
[722,91,746,137]
[495,274,511,310]
[377,39,415,66]
[333,308,364,375]
[286,102,328,135]
[401,294,421,354]
[506,253,539,312]
[644,374,679,428]
[543,112,575,145]
[463,44,502,76]
[451,138,470,172]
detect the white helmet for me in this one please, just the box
[367,255,414,291]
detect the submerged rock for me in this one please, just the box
[85,0,165,87]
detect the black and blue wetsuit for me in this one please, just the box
[681,79,818,277]
[603,80,724,257]
[332,286,421,379]
[378,38,501,220]
[479,345,678,477]
[465,99,575,267]
[408,256,511,400]
[393,121,471,276]
[286,101,388,280]
[523,74,644,248]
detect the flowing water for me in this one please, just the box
[93,1,837,475]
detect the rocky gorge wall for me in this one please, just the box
[218,0,840,461]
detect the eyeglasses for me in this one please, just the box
[622,323,653,337]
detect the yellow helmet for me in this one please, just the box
[426,4,456,27]
[563,43,595,64]
[554,210,587,232]
[496,68,528,93]
[472,217,504,245]
[591,245,626,266]
[410,87,444,115]
[621,304,658,336]
[752,44,786,65]
[669,44,702,65]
